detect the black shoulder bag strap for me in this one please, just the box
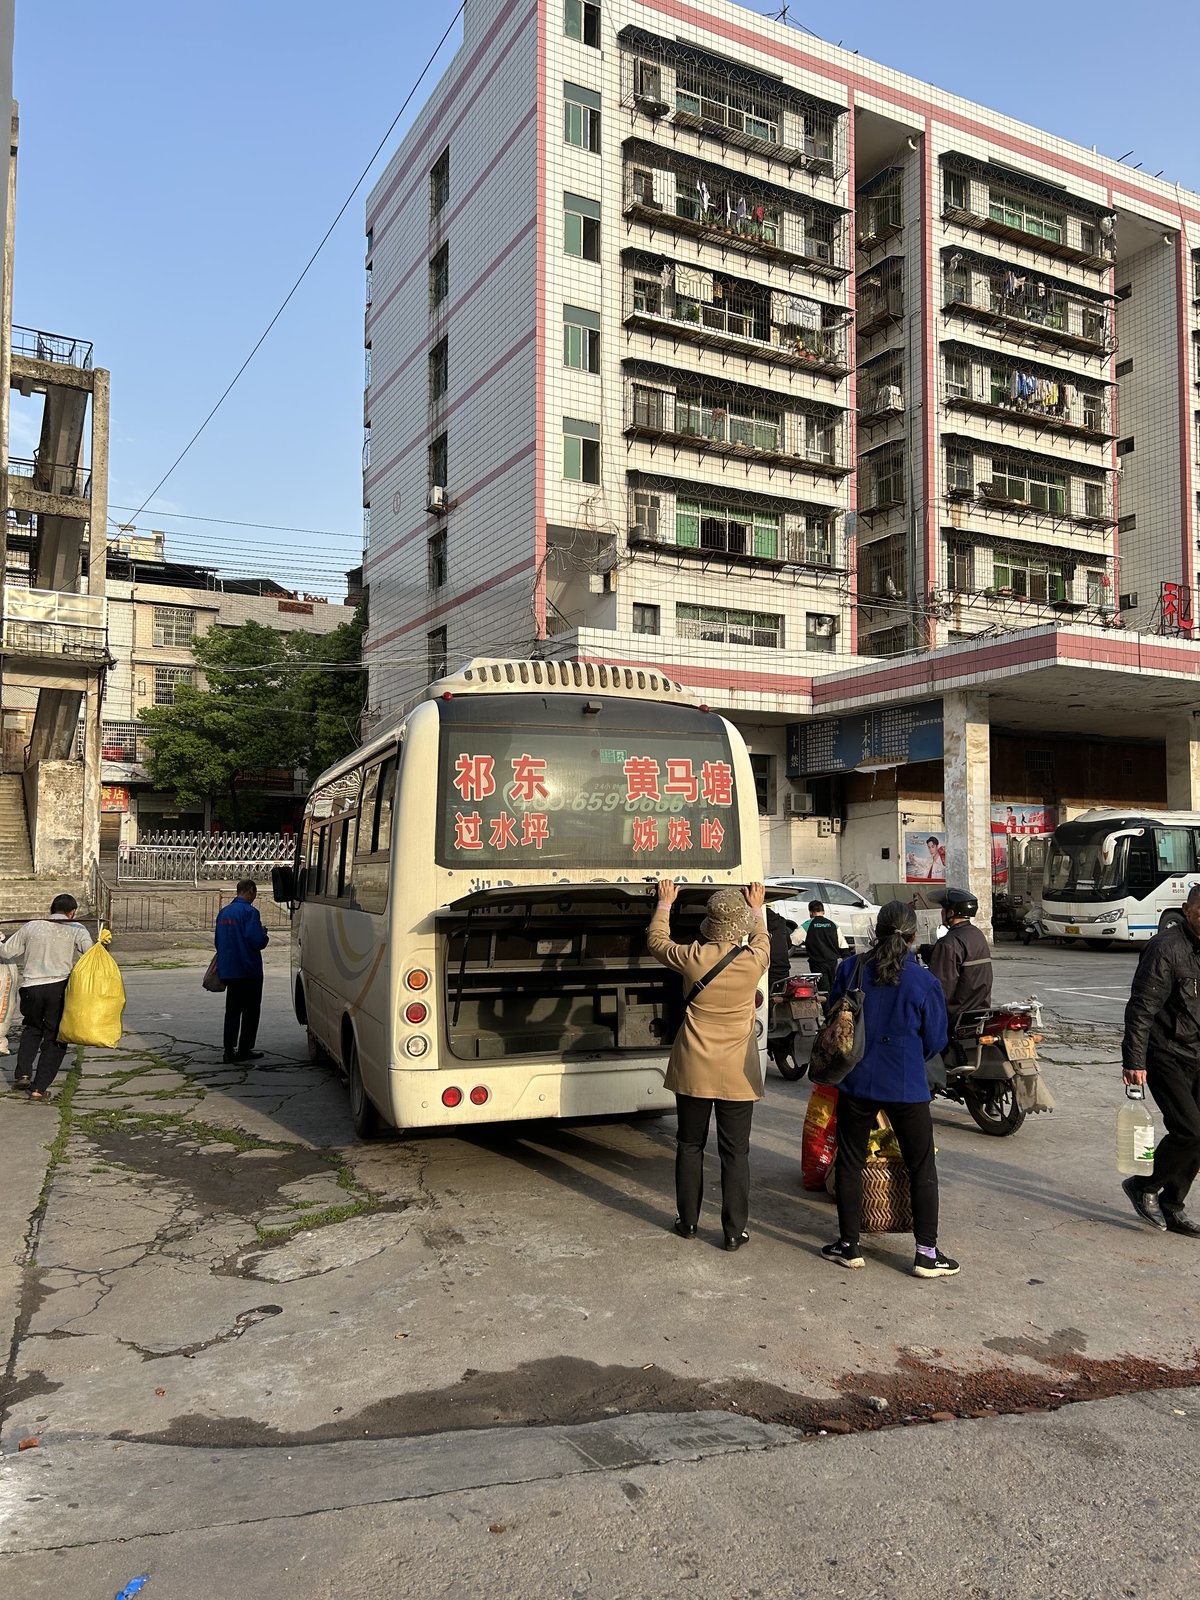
[684,945,747,1008]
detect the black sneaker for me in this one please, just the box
[1122,1177,1166,1230]
[913,1249,960,1278]
[821,1239,865,1269]
[1160,1206,1200,1238]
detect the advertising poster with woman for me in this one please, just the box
[905,831,946,882]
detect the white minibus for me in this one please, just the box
[273,658,766,1135]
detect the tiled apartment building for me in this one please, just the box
[360,0,1200,896]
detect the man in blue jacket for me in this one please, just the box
[215,879,270,1063]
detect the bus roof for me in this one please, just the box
[1056,807,1200,835]
[428,658,694,703]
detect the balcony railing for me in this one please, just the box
[620,51,847,182]
[943,280,1113,356]
[1,588,108,659]
[624,273,849,374]
[943,375,1112,441]
[941,204,1114,271]
[8,456,92,498]
[11,325,94,370]
[622,161,846,275]
[624,384,847,475]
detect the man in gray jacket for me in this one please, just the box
[3,894,92,1100]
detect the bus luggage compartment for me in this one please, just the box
[437,885,701,1061]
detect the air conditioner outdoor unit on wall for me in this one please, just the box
[428,485,447,512]
[784,792,815,817]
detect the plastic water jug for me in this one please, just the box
[1116,1086,1155,1176]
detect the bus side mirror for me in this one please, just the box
[271,865,296,904]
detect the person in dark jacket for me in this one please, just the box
[215,880,270,1063]
[764,907,795,990]
[927,887,992,1032]
[1120,885,1200,1236]
[803,900,848,992]
[820,901,956,1277]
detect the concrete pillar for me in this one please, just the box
[88,368,110,597]
[942,690,993,939]
[82,675,101,881]
[1165,713,1200,811]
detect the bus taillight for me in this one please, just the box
[442,1086,463,1107]
[405,1001,428,1025]
[406,968,430,991]
[470,1085,489,1106]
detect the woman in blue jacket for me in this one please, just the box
[821,901,958,1278]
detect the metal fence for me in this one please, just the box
[116,831,295,884]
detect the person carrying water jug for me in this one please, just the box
[1120,884,1200,1237]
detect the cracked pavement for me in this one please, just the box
[1,943,1198,1595]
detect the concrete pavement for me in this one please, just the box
[0,941,1197,1595]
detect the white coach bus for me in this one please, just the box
[1041,808,1200,947]
[272,659,765,1137]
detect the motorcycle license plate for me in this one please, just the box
[1003,1033,1037,1061]
[1065,925,1080,936]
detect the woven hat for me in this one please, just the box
[700,887,753,943]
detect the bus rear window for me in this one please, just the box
[436,696,741,869]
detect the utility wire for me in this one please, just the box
[109,504,359,540]
[123,2,466,526]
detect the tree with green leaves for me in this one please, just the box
[137,607,365,825]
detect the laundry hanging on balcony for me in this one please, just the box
[1007,372,1074,413]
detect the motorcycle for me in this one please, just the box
[929,999,1053,1135]
[767,971,825,1081]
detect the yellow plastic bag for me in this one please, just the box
[59,929,126,1048]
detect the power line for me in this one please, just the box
[109,504,359,540]
[123,2,467,525]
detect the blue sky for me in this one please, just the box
[12,1,1199,597]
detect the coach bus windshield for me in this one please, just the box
[1043,831,1126,902]
[436,694,742,872]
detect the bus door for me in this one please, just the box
[435,885,702,1063]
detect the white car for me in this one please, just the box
[765,876,881,953]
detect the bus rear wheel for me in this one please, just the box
[347,1038,384,1140]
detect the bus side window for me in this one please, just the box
[336,815,357,900]
[355,756,394,915]
[375,757,397,852]
[1126,837,1156,893]
[359,764,380,851]
[1155,827,1192,876]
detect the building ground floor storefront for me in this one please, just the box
[554,624,1200,935]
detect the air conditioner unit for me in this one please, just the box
[427,485,447,512]
[813,241,832,263]
[631,522,660,544]
[784,792,815,817]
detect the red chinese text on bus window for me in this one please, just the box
[453,753,496,801]
[455,810,551,851]
[620,756,733,805]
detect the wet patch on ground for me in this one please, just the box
[69,1108,381,1244]
[116,1342,1200,1449]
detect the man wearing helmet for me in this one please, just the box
[927,888,993,1032]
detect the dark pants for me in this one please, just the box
[1146,1056,1200,1210]
[835,1094,940,1249]
[223,976,263,1059]
[16,981,69,1093]
[674,1094,754,1240]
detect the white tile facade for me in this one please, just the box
[363,0,1200,718]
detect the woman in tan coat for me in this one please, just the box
[647,880,770,1250]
